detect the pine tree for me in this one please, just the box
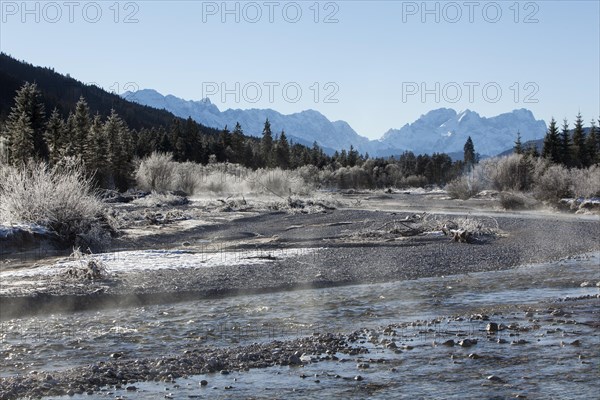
[62,113,77,158]
[231,122,244,163]
[514,132,523,155]
[572,112,587,167]
[2,82,47,162]
[87,114,108,183]
[44,108,66,165]
[586,119,598,164]
[72,96,91,156]
[104,109,133,190]
[463,136,475,167]
[9,112,35,165]
[275,130,290,169]
[348,145,359,167]
[261,118,273,167]
[542,118,560,163]
[559,119,571,166]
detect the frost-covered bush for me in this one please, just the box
[478,154,534,192]
[533,164,572,202]
[0,161,103,243]
[570,165,600,198]
[135,152,176,191]
[445,174,482,200]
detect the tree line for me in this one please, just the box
[516,113,600,168]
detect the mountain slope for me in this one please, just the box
[123,89,368,154]
[124,89,548,157]
[0,53,221,134]
[380,108,547,157]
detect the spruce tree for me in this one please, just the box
[542,118,560,163]
[104,109,133,190]
[586,120,598,165]
[559,119,571,166]
[87,114,108,183]
[2,82,47,162]
[348,145,359,167]
[261,118,273,167]
[463,136,475,167]
[9,112,35,165]
[275,130,290,169]
[572,112,587,167]
[44,108,66,165]
[72,96,91,156]
[514,132,523,155]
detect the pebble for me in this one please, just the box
[486,322,499,333]
[199,380,208,386]
[487,375,505,383]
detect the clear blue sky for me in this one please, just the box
[1,1,599,138]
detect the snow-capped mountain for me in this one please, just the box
[380,108,547,157]
[122,89,370,154]
[122,90,547,157]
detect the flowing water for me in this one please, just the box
[1,253,599,399]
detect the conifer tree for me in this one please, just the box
[514,132,523,155]
[261,118,273,167]
[542,118,560,163]
[572,112,587,167]
[2,82,47,162]
[9,112,35,165]
[44,108,66,165]
[586,120,598,164]
[275,130,290,169]
[72,96,91,156]
[62,113,77,158]
[87,114,108,183]
[348,145,359,167]
[559,119,571,166]
[104,109,133,190]
[463,136,476,167]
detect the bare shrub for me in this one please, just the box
[135,152,176,191]
[0,161,104,243]
[570,165,600,198]
[399,174,428,188]
[533,164,572,202]
[174,162,200,195]
[445,174,482,199]
[478,154,534,191]
[499,191,538,210]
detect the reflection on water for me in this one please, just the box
[1,253,599,398]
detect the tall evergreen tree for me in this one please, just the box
[559,119,571,166]
[9,112,35,165]
[87,114,109,183]
[463,136,476,167]
[586,119,598,164]
[231,122,245,163]
[572,112,587,167]
[275,130,290,169]
[72,96,91,156]
[2,82,47,162]
[261,118,273,167]
[514,132,523,155]
[44,108,66,165]
[542,118,560,163]
[104,109,133,190]
[347,145,359,167]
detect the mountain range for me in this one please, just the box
[123,89,548,158]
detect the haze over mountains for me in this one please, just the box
[123,89,548,158]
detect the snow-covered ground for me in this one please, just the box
[0,247,322,279]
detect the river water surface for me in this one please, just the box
[2,253,599,399]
